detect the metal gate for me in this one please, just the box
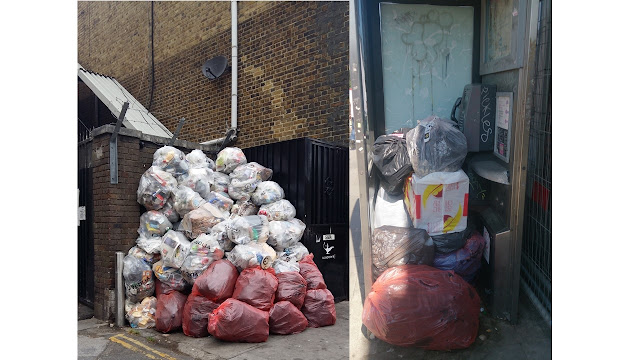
[520,0,551,326]
[78,167,94,306]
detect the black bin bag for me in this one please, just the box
[372,135,413,195]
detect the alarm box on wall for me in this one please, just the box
[452,84,497,152]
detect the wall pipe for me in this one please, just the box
[201,0,238,146]
[115,252,124,327]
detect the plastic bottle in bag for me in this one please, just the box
[225,215,270,245]
[251,181,284,206]
[406,116,468,177]
[137,166,178,210]
[160,230,191,269]
[123,255,155,303]
[267,218,306,251]
[215,147,247,174]
[258,199,296,221]
[226,242,277,271]
[172,185,206,217]
[153,146,189,176]
[138,211,172,238]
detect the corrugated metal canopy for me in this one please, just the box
[78,63,173,138]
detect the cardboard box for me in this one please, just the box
[404,170,469,236]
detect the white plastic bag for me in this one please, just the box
[138,211,172,238]
[137,166,177,210]
[215,147,247,174]
[251,181,285,205]
[153,146,189,176]
[373,187,412,229]
[136,236,162,255]
[258,199,296,221]
[225,215,270,245]
[160,230,191,269]
[177,168,215,198]
[267,218,306,251]
[226,242,277,270]
[228,177,260,201]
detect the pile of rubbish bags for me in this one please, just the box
[363,116,484,350]
[124,146,336,342]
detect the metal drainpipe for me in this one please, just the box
[115,252,124,327]
[201,0,238,146]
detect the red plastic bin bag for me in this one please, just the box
[192,259,238,302]
[299,254,327,290]
[302,288,336,328]
[362,264,480,350]
[182,293,220,338]
[269,301,308,335]
[155,291,188,333]
[232,266,279,311]
[275,271,307,309]
[207,298,269,343]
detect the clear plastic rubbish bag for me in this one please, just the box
[137,166,178,210]
[126,296,157,329]
[180,253,216,285]
[136,236,163,255]
[215,147,247,174]
[267,219,306,251]
[152,260,189,292]
[160,230,191,269]
[138,211,172,238]
[153,146,189,176]
[228,177,260,201]
[177,168,215,198]
[186,149,210,169]
[276,242,309,262]
[128,245,161,266]
[210,172,230,194]
[181,203,229,239]
[211,220,236,251]
[231,199,259,218]
[159,198,180,223]
[251,181,284,206]
[123,255,155,303]
[190,232,225,259]
[272,258,300,274]
[225,215,270,245]
[406,116,468,177]
[226,242,277,271]
[204,191,234,213]
[258,199,296,221]
[172,185,206,217]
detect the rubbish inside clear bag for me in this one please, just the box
[215,147,247,174]
[258,199,296,221]
[225,215,270,245]
[160,230,191,269]
[209,172,230,193]
[153,146,189,176]
[267,219,306,251]
[186,149,210,169]
[138,211,172,238]
[125,296,157,329]
[226,242,277,270]
[228,177,260,201]
[123,254,155,303]
[272,258,300,274]
[181,203,229,239]
[137,166,178,210]
[230,199,259,218]
[177,168,216,198]
[172,185,206,217]
[152,260,189,291]
[277,242,310,262]
[204,191,234,213]
[251,181,284,205]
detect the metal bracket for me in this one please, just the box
[169,117,185,146]
[110,102,129,184]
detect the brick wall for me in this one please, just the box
[77,1,349,148]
